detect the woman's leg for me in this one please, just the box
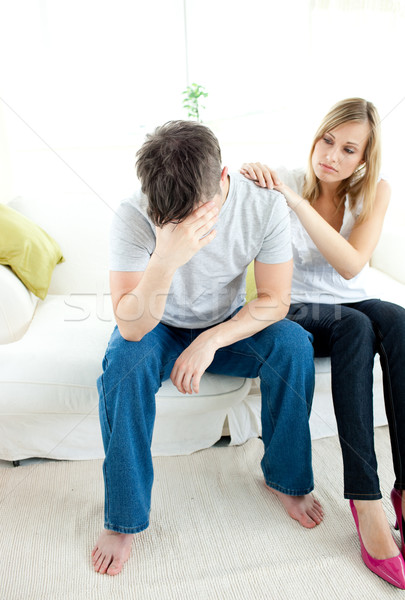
[347,299,405,492]
[346,299,405,557]
[288,303,401,562]
[288,302,380,499]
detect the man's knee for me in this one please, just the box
[99,327,169,398]
[99,328,166,416]
[274,318,313,352]
[257,319,314,364]
[105,326,159,367]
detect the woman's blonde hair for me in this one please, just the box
[302,98,381,222]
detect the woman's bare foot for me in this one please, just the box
[92,530,134,575]
[265,484,323,528]
[353,499,399,559]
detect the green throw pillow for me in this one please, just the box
[0,204,64,300]
[245,261,258,303]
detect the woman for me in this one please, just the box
[241,97,405,589]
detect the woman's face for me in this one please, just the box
[311,120,370,184]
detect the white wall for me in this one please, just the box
[0,0,186,206]
[0,104,13,203]
[0,0,404,218]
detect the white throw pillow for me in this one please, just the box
[0,265,38,344]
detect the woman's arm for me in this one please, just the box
[240,162,391,280]
[276,180,391,279]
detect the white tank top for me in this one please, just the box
[277,167,374,305]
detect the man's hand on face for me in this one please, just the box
[154,201,219,270]
[170,332,217,394]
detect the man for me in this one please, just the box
[92,120,323,576]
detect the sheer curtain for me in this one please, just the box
[0,0,404,213]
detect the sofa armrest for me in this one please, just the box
[371,226,405,284]
[0,265,38,344]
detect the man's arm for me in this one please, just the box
[170,258,293,394]
[110,258,176,342]
[110,201,219,341]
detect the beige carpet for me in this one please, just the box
[0,426,401,600]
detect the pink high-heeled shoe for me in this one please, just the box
[350,500,405,589]
[391,488,405,557]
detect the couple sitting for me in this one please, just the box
[92,99,405,590]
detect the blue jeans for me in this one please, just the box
[287,299,405,500]
[97,317,315,534]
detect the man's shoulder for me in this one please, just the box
[230,172,286,206]
[113,190,154,230]
[110,189,156,250]
[116,189,149,220]
[229,172,288,225]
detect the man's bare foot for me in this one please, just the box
[92,529,134,575]
[265,484,324,528]
[354,499,400,560]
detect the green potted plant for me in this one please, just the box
[182,83,208,122]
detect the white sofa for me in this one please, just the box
[1,192,405,462]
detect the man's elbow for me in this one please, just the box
[116,323,148,343]
[253,292,290,323]
[271,302,289,323]
[118,329,141,343]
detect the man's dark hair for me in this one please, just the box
[136,120,222,226]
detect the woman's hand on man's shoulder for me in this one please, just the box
[240,162,281,190]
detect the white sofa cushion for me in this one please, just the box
[371,227,405,285]
[366,265,405,306]
[0,294,251,460]
[0,265,38,344]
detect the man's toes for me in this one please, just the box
[299,513,317,528]
[308,503,323,521]
[315,506,324,520]
[107,560,123,576]
[93,554,102,571]
[94,553,110,573]
[308,509,322,524]
[93,559,103,573]
[98,556,113,575]
[313,498,323,511]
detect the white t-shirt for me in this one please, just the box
[277,167,374,305]
[110,172,292,328]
